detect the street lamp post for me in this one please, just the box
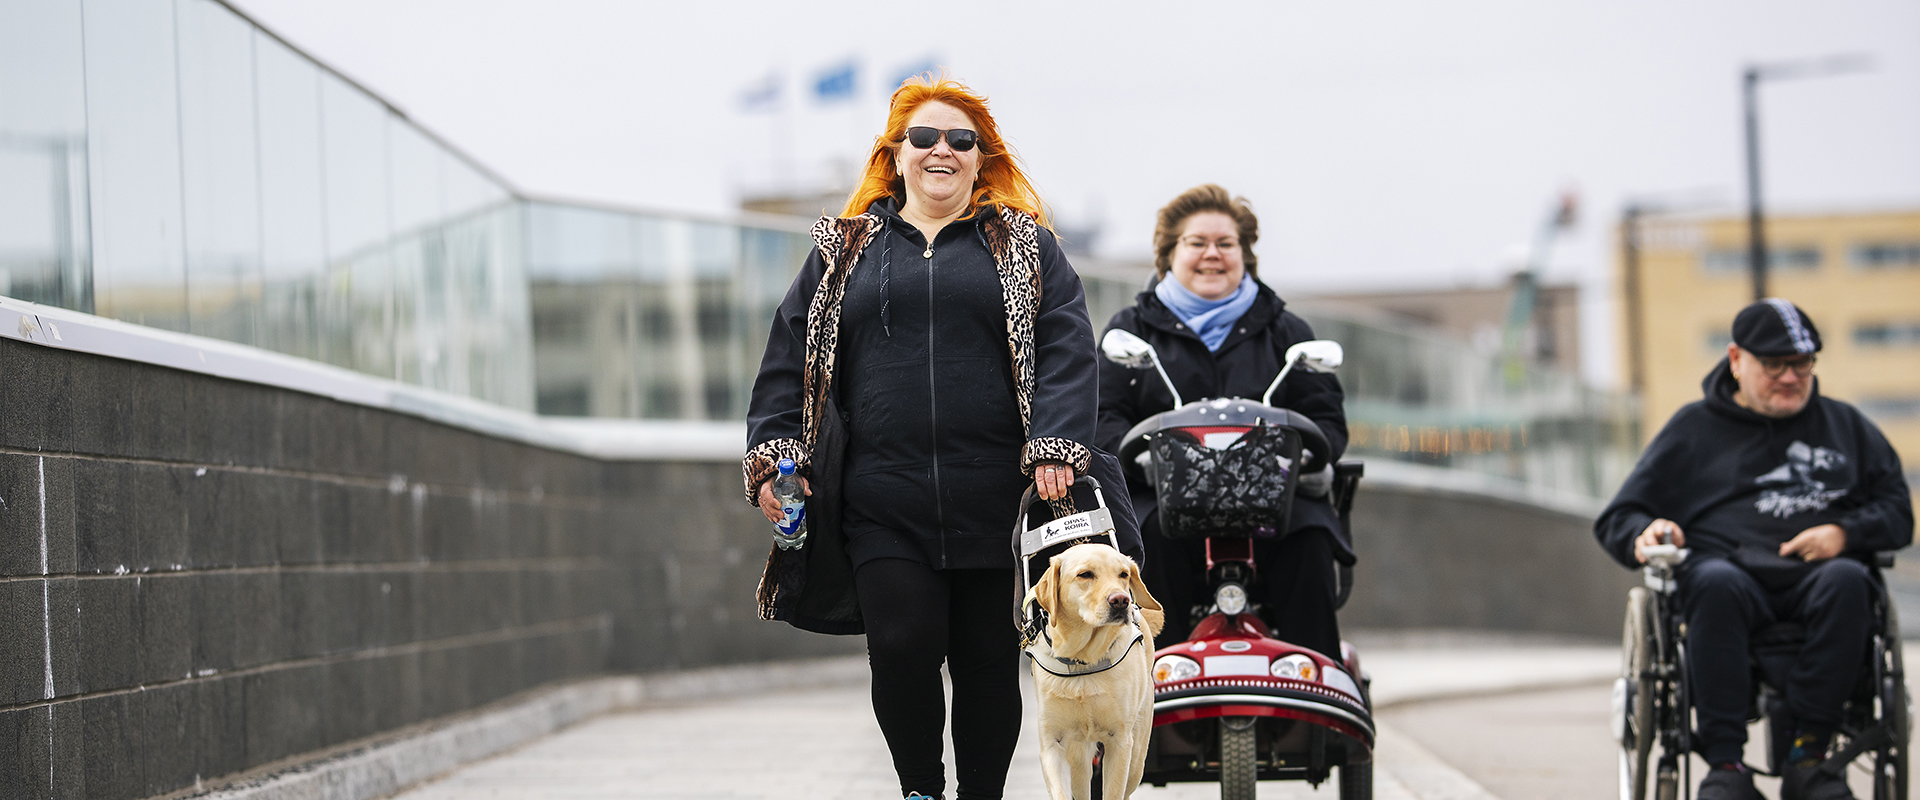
[1742,67,1767,302]
[1740,54,1873,301]
[1622,203,1648,394]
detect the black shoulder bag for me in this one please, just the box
[763,395,862,634]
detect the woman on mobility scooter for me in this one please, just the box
[1096,185,1372,799]
[1096,184,1349,657]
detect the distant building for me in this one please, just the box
[1619,207,1920,479]
[1304,279,1582,377]
[740,189,850,220]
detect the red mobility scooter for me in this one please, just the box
[1103,329,1374,800]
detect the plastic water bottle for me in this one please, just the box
[771,458,808,550]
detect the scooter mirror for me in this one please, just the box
[1102,328,1184,408]
[1285,340,1344,374]
[1262,339,1345,406]
[1101,329,1158,369]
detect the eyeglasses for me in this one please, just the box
[904,126,978,152]
[1755,354,1816,377]
[1180,236,1239,253]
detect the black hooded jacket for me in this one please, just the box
[1594,358,1913,569]
[746,200,1099,571]
[1096,280,1349,548]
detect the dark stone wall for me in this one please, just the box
[0,338,856,800]
[1342,483,1637,639]
[0,334,1635,799]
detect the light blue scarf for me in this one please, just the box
[1155,275,1257,351]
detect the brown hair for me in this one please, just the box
[1152,184,1258,277]
[841,73,1049,226]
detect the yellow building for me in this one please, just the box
[1620,207,1920,483]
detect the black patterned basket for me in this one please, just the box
[1149,421,1301,539]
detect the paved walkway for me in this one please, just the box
[389,634,1621,800]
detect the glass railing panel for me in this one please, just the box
[254,30,328,364]
[0,0,92,313]
[523,201,811,420]
[82,0,190,332]
[178,0,265,349]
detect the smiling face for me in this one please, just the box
[892,100,980,216]
[1169,212,1247,301]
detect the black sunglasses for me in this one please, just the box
[904,126,978,152]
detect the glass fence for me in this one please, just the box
[2,0,530,408]
[0,0,1639,500]
[523,201,809,421]
[1079,277,1640,501]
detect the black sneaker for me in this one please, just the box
[1698,765,1761,800]
[1781,762,1856,800]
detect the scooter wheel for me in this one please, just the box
[1219,716,1258,800]
[1339,760,1371,800]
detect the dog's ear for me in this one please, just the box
[1126,556,1165,638]
[1034,555,1062,617]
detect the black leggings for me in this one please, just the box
[855,558,1022,800]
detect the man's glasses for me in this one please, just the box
[904,127,978,152]
[1756,354,1816,377]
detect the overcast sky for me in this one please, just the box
[230,0,1920,388]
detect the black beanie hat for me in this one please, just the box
[1732,299,1822,357]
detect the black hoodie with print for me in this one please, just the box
[1594,358,1912,569]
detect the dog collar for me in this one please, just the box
[1023,607,1147,678]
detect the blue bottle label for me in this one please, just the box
[776,503,805,537]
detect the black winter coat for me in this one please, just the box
[746,201,1099,573]
[1096,280,1349,551]
[1594,358,1912,569]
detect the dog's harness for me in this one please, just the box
[1020,593,1148,678]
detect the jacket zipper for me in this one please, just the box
[925,243,946,567]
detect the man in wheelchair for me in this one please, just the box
[1596,300,1914,800]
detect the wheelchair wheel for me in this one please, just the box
[1873,695,1908,800]
[1339,761,1372,800]
[1874,606,1909,800]
[1219,716,1257,800]
[1619,587,1658,800]
[1654,764,1679,800]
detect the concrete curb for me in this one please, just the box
[1375,720,1503,800]
[187,651,1594,800]
[188,656,871,800]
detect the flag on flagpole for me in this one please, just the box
[739,71,781,112]
[887,58,941,93]
[813,60,858,104]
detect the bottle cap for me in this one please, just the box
[777,458,796,475]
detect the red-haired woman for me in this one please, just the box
[743,75,1098,800]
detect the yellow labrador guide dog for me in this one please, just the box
[1025,543,1164,800]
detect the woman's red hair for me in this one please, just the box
[841,73,1049,227]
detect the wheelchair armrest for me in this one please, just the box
[1331,460,1365,558]
[1875,552,1896,569]
[1331,460,1365,518]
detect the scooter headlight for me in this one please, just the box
[1270,654,1317,681]
[1214,583,1249,616]
[1320,665,1362,699]
[1153,655,1201,683]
